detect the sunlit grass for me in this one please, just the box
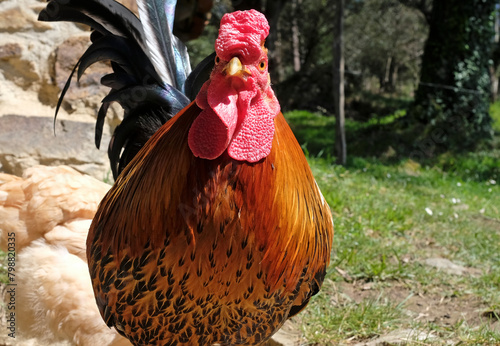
[287,107,500,344]
[302,285,404,344]
[301,156,500,343]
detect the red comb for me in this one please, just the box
[215,10,269,63]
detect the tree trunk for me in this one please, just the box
[491,9,499,101]
[232,0,262,11]
[411,0,495,150]
[291,0,301,72]
[275,19,284,82]
[333,0,346,165]
[264,0,286,83]
[382,56,393,91]
[391,63,399,92]
[491,65,498,102]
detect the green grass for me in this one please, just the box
[303,286,405,344]
[285,104,500,344]
[300,161,500,344]
[489,101,500,133]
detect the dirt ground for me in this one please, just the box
[338,280,490,328]
[310,279,500,345]
[1,280,498,346]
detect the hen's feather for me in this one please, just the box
[16,240,130,346]
[0,166,130,345]
[0,166,109,253]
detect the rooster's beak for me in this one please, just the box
[224,57,251,79]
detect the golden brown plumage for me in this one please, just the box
[35,3,333,344]
[87,101,333,345]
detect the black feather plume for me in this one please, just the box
[39,0,213,180]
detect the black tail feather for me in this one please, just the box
[40,0,146,52]
[101,73,136,90]
[95,102,110,149]
[53,56,81,133]
[184,52,215,101]
[108,108,170,178]
[39,0,213,180]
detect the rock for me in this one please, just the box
[0,43,22,60]
[0,0,121,177]
[354,329,439,346]
[0,115,111,180]
[53,35,110,113]
[0,0,86,116]
[423,257,480,276]
[0,6,36,32]
[0,49,39,88]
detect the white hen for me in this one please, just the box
[0,166,130,346]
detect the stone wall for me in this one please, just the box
[0,0,136,180]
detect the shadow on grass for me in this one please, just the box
[284,105,500,183]
[284,109,417,161]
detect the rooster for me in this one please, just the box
[39,1,333,345]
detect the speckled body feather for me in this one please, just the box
[87,103,333,345]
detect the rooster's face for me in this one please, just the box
[188,10,280,163]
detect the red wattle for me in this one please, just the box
[188,107,231,160]
[189,75,238,160]
[227,90,275,162]
[189,74,279,162]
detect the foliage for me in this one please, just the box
[345,0,428,94]
[347,91,411,122]
[411,0,496,151]
[274,0,428,113]
[273,0,336,112]
[186,0,428,116]
[284,101,500,182]
[185,23,218,67]
[397,0,432,23]
[185,0,235,67]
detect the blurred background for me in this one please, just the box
[2,0,499,178]
[0,0,499,344]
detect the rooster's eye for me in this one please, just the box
[259,61,266,71]
[215,56,221,64]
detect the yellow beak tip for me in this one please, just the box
[227,57,243,76]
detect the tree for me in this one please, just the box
[334,0,346,165]
[344,0,428,94]
[411,0,495,150]
[398,0,432,23]
[271,0,336,111]
[231,0,289,82]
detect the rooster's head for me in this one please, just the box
[188,10,280,162]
